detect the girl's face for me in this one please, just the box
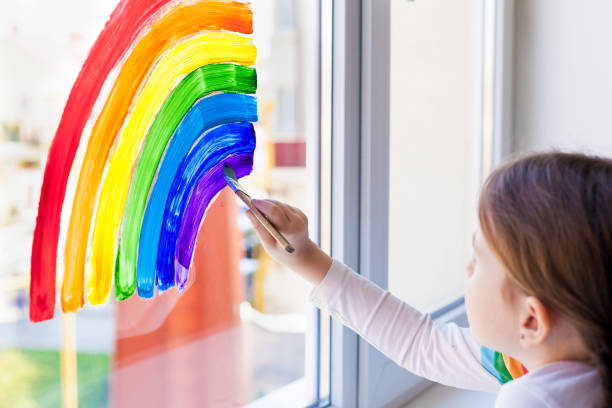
[465,225,519,354]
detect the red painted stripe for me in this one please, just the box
[30,0,172,322]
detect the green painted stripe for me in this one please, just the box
[115,63,257,300]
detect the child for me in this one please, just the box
[245,152,610,407]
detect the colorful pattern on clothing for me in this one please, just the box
[481,346,528,384]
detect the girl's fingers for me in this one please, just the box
[267,199,301,223]
[287,204,307,221]
[251,199,291,228]
[267,199,293,223]
[246,210,276,247]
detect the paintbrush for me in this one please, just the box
[223,162,295,253]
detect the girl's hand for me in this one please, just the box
[246,199,332,286]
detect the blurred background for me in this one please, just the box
[5,0,612,407]
[0,1,321,407]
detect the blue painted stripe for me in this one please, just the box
[156,122,255,291]
[137,93,257,297]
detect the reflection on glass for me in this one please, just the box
[0,0,322,406]
[388,0,480,313]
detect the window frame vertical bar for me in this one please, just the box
[327,0,362,407]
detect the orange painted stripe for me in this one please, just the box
[61,0,252,312]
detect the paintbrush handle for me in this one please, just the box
[236,191,296,253]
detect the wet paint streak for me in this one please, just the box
[156,123,255,292]
[114,64,257,301]
[55,1,253,315]
[137,93,258,298]
[30,0,174,322]
[175,154,254,290]
[87,33,256,306]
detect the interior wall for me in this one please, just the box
[511,0,612,155]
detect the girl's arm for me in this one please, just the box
[246,199,501,392]
[310,258,500,392]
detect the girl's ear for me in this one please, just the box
[518,295,551,347]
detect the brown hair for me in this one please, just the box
[478,151,612,407]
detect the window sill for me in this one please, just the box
[244,377,311,408]
[401,383,497,408]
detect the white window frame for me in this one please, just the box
[322,0,514,407]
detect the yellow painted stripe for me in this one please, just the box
[87,32,256,305]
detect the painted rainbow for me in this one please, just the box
[30,0,258,322]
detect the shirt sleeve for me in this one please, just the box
[309,259,501,393]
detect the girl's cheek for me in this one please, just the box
[464,279,476,322]
[464,269,487,344]
[464,284,479,339]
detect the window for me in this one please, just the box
[276,0,297,30]
[388,0,481,313]
[2,0,496,406]
[0,1,329,407]
[353,0,490,406]
[277,87,298,134]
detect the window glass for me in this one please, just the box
[0,1,324,406]
[388,0,480,312]
[276,0,296,30]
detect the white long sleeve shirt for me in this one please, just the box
[308,259,603,408]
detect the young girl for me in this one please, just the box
[245,152,610,407]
